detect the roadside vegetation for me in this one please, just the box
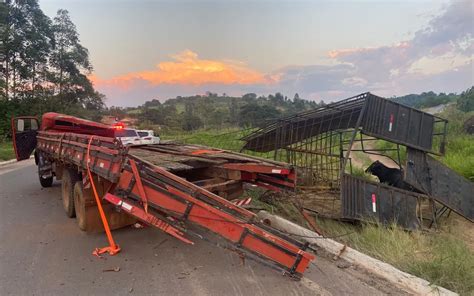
[164,89,474,295]
[314,217,474,295]
[243,185,474,295]
[0,141,14,161]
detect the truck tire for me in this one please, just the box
[37,152,53,188]
[73,177,137,232]
[62,168,79,218]
[39,171,53,188]
[73,182,87,230]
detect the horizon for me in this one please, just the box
[40,0,473,107]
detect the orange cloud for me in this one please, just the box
[91,50,267,89]
[328,42,410,58]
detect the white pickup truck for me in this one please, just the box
[137,130,160,145]
[114,128,142,146]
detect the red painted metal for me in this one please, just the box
[129,159,149,213]
[104,193,193,245]
[191,149,223,155]
[257,174,296,188]
[28,113,315,277]
[41,112,115,137]
[115,162,314,275]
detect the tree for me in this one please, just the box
[0,1,105,137]
[180,100,202,131]
[50,10,92,101]
[238,103,280,127]
[457,86,474,112]
[228,97,239,125]
[242,93,257,103]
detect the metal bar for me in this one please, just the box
[341,99,368,176]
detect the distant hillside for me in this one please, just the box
[107,89,473,133]
[112,92,322,131]
[391,91,459,109]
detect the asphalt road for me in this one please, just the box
[0,160,406,295]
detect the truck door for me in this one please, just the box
[11,117,39,161]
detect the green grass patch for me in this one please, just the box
[440,134,474,180]
[0,141,14,161]
[257,192,474,294]
[313,218,474,295]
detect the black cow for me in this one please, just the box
[365,160,403,187]
[365,160,420,192]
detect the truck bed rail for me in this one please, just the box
[36,131,315,277]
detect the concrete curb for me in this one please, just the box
[257,211,458,296]
[0,158,18,167]
[0,155,33,167]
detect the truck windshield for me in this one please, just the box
[115,129,137,137]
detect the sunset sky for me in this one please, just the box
[41,0,473,106]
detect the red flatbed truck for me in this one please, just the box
[11,113,314,277]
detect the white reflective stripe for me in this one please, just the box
[372,193,377,213]
[388,122,393,132]
[121,202,133,211]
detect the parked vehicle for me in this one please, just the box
[137,130,160,145]
[114,128,141,146]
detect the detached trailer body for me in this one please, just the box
[11,113,314,278]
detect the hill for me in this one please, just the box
[114,92,322,132]
[110,90,473,133]
[391,91,459,109]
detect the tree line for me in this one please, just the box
[0,0,104,139]
[113,88,474,133]
[114,92,323,132]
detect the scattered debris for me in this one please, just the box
[336,262,352,269]
[132,222,144,229]
[103,267,121,272]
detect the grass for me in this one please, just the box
[261,193,474,295]
[312,217,474,295]
[437,109,474,180]
[442,135,474,180]
[0,141,14,161]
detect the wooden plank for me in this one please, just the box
[202,167,242,180]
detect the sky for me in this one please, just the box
[40,0,474,107]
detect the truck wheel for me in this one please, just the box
[62,168,79,218]
[39,172,53,188]
[37,152,53,188]
[73,182,87,230]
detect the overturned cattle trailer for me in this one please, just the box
[242,92,473,229]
